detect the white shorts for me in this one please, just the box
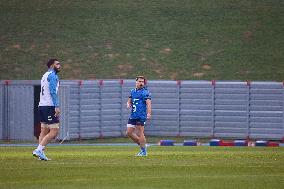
[41,123,60,129]
[127,124,135,128]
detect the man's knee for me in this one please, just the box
[126,130,132,137]
[139,134,145,139]
[49,128,59,137]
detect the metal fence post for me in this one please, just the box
[211,80,216,138]
[120,79,124,137]
[99,80,103,138]
[78,80,82,140]
[3,80,10,141]
[0,82,2,140]
[177,80,181,137]
[246,81,251,140]
[282,82,284,142]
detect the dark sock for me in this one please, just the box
[141,147,146,152]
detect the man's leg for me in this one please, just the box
[40,127,59,146]
[34,124,50,153]
[126,126,140,145]
[136,125,146,149]
[35,125,59,160]
[33,107,58,160]
[39,123,49,144]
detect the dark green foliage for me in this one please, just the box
[0,0,283,80]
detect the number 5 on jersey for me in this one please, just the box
[132,99,139,112]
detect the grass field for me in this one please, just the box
[0,0,283,81]
[0,146,283,189]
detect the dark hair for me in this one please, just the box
[136,75,146,82]
[46,59,59,68]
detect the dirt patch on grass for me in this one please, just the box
[192,72,205,78]
[106,53,120,59]
[73,69,81,75]
[30,44,36,49]
[238,70,250,76]
[11,44,21,49]
[243,31,253,41]
[63,64,71,70]
[147,60,169,78]
[116,63,134,77]
[154,69,162,75]
[195,49,224,61]
[141,57,147,61]
[170,73,178,80]
[202,64,211,70]
[89,53,99,60]
[117,64,133,70]
[159,48,172,54]
[105,43,112,50]
[144,42,150,48]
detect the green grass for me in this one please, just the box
[0,0,283,81]
[0,146,283,189]
[60,136,203,144]
[0,136,219,144]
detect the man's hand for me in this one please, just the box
[147,113,151,119]
[55,107,60,117]
[127,102,131,109]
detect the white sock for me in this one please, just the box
[36,144,45,152]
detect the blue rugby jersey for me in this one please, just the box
[39,69,59,107]
[129,87,151,121]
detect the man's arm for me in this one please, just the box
[146,99,151,119]
[48,74,59,107]
[127,98,132,109]
[48,73,60,117]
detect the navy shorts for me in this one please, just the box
[39,106,59,125]
[128,118,146,126]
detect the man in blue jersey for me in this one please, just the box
[126,76,152,156]
[32,59,61,161]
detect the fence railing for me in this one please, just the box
[0,80,283,141]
